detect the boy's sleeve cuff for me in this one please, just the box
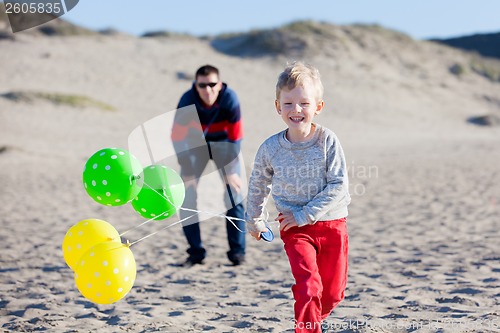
[246,220,267,233]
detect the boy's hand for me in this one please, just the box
[249,229,266,241]
[247,221,268,241]
[276,213,298,232]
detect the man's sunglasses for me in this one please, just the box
[197,82,218,88]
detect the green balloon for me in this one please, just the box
[83,148,143,206]
[131,165,185,220]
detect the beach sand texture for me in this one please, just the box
[1,22,499,332]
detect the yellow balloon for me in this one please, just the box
[74,242,136,304]
[62,219,120,270]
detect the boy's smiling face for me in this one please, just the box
[275,84,324,133]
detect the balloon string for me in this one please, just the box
[128,213,198,246]
[123,179,275,246]
[118,211,168,238]
[141,181,246,233]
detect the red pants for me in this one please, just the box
[280,218,348,333]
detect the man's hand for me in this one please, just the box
[182,174,198,189]
[276,212,299,232]
[225,173,243,193]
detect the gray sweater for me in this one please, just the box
[246,124,351,231]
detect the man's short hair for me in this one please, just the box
[196,65,219,79]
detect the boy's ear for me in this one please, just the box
[275,100,281,114]
[315,100,324,115]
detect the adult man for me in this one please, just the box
[172,65,245,266]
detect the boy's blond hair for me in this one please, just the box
[276,62,324,101]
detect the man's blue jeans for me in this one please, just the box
[179,141,246,262]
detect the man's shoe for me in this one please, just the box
[180,256,204,267]
[229,253,245,266]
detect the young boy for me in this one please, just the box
[246,62,351,333]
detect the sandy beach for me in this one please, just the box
[1,22,499,332]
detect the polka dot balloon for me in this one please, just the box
[74,241,136,304]
[131,165,185,220]
[62,219,120,271]
[83,148,143,206]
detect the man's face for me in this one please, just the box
[195,73,222,107]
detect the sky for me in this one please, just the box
[59,1,500,40]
